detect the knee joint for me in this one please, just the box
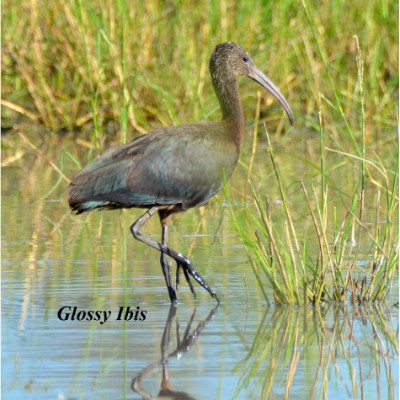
[130,222,141,239]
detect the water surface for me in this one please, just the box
[2,133,398,399]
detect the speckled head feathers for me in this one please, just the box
[209,42,295,125]
[209,42,254,80]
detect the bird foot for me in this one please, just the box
[176,260,219,303]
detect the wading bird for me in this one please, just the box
[68,42,294,304]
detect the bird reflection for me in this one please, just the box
[131,304,218,399]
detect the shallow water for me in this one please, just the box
[2,133,398,399]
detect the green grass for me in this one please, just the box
[228,22,398,304]
[230,145,398,304]
[2,0,398,144]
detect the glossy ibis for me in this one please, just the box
[68,42,294,304]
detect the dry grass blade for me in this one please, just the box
[17,131,71,183]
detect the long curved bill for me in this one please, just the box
[248,67,295,126]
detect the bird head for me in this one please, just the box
[209,42,294,126]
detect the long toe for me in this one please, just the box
[180,261,218,302]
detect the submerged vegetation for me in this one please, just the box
[230,128,398,304]
[2,1,398,305]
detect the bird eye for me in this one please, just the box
[243,56,249,62]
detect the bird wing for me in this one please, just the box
[68,121,238,213]
[123,121,239,209]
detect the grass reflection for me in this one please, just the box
[234,304,398,399]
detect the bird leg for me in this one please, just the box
[160,209,194,296]
[130,206,219,303]
[159,215,177,303]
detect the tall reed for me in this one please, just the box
[229,24,398,305]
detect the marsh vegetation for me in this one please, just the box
[2,0,398,398]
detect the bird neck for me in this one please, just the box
[213,78,245,146]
